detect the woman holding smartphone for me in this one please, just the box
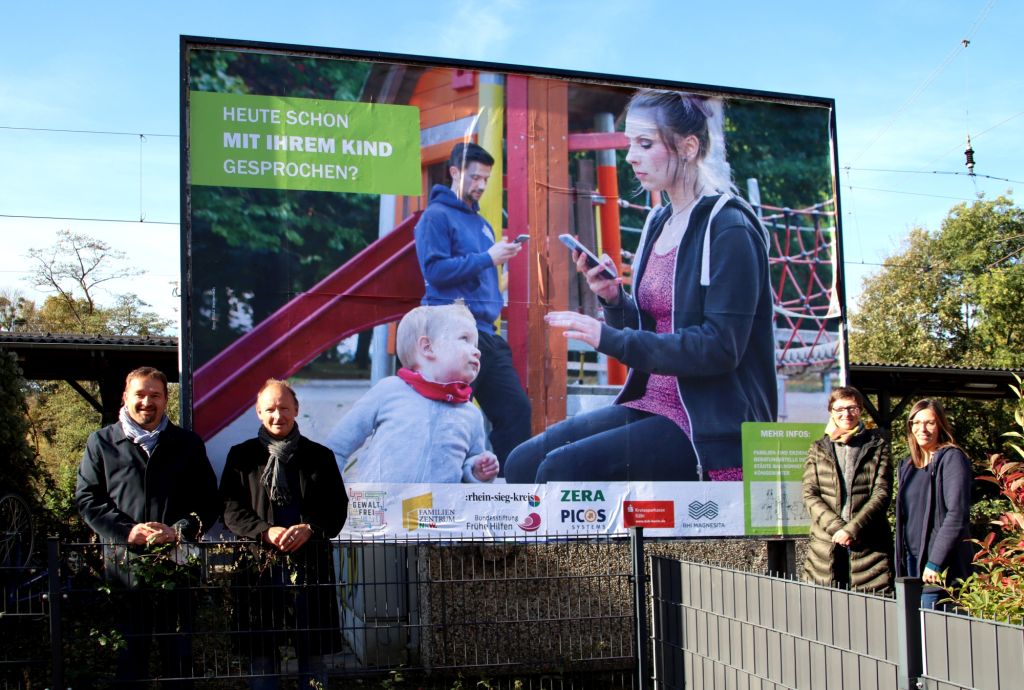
[505,89,777,483]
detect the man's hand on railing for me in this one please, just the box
[127,522,177,545]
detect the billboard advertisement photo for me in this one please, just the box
[181,37,843,539]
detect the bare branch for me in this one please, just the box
[24,229,142,321]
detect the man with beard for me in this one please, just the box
[414,142,532,470]
[76,366,219,687]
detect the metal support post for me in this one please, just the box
[46,536,64,690]
[766,538,797,578]
[895,576,924,690]
[631,527,651,690]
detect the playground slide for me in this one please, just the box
[192,212,424,441]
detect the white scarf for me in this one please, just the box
[119,406,168,457]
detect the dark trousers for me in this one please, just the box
[116,588,195,688]
[233,545,341,688]
[504,404,699,483]
[472,329,532,470]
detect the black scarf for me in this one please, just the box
[258,423,301,506]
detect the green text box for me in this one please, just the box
[742,422,824,535]
[189,91,421,195]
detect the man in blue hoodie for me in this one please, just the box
[414,142,531,472]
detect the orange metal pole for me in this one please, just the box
[595,112,627,385]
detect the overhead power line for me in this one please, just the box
[845,167,1023,185]
[845,186,979,202]
[0,213,179,226]
[850,0,996,165]
[0,125,177,138]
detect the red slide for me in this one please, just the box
[192,212,424,440]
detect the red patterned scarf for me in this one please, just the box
[397,368,472,404]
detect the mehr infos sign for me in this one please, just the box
[189,92,420,194]
[742,422,823,535]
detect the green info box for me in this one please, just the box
[742,422,824,535]
[190,91,421,195]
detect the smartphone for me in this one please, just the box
[558,234,617,280]
[513,234,530,244]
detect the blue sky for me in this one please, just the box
[1,0,1019,332]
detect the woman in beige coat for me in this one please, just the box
[802,386,893,592]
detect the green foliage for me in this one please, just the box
[123,540,203,590]
[26,380,100,538]
[850,194,1024,461]
[950,380,1024,622]
[89,626,125,651]
[851,194,1024,366]
[187,49,379,367]
[0,289,34,330]
[0,350,43,516]
[725,100,834,208]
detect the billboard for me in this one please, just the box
[181,37,844,539]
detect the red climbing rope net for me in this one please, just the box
[761,199,840,375]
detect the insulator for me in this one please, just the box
[965,135,976,175]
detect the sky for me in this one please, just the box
[1,0,1020,335]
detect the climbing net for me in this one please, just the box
[762,199,840,376]
[610,195,842,378]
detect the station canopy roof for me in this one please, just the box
[0,331,179,382]
[848,361,1019,401]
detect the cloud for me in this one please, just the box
[430,0,524,59]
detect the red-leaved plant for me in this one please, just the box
[951,374,1024,623]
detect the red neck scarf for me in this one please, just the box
[397,368,473,404]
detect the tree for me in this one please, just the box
[725,99,834,208]
[106,293,172,336]
[26,230,141,331]
[0,288,35,331]
[22,230,169,336]
[0,351,41,510]
[9,230,174,533]
[850,193,1024,460]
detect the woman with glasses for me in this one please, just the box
[895,399,973,610]
[802,386,893,592]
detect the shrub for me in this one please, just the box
[951,375,1024,623]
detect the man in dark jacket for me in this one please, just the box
[220,378,347,688]
[75,366,219,687]
[414,142,531,468]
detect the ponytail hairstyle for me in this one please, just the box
[625,89,736,198]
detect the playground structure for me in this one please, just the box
[190,63,841,441]
[763,199,841,377]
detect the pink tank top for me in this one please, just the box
[622,245,692,440]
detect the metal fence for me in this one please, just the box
[919,608,1024,690]
[2,535,639,689]
[649,555,1024,690]
[6,536,1023,689]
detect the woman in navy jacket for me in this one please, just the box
[895,399,974,610]
[505,90,777,483]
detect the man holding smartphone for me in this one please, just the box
[414,142,532,472]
